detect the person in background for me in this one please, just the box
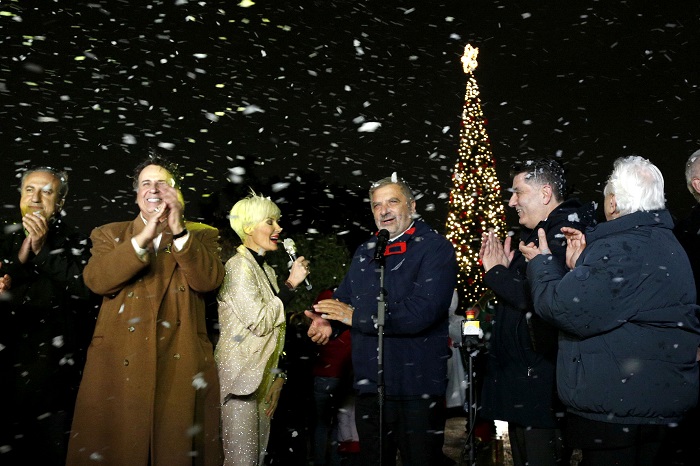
[479,158,596,466]
[67,154,225,466]
[311,288,355,466]
[668,148,700,465]
[0,166,92,465]
[215,191,309,466]
[307,173,458,466]
[522,155,700,466]
[675,148,700,303]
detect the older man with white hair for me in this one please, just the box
[521,155,700,466]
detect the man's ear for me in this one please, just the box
[541,184,553,205]
[692,177,700,196]
[609,194,618,216]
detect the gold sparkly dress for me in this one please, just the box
[215,244,286,466]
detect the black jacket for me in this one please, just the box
[0,219,94,433]
[480,199,596,428]
[674,203,700,302]
[528,209,700,424]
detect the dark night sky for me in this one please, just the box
[1,0,699,243]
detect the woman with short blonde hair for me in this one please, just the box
[215,191,310,466]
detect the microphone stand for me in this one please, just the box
[376,254,387,466]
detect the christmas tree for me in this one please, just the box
[446,44,506,312]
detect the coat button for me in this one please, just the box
[127,291,134,298]
[128,326,135,332]
[179,286,186,292]
[124,359,129,366]
[173,353,181,359]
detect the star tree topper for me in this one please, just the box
[461,44,479,74]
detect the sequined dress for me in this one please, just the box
[215,244,286,466]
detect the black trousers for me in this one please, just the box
[567,414,669,466]
[355,394,446,466]
[507,423,563,466]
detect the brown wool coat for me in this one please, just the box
[67,218,225,466]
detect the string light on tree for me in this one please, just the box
[446,44,506,311]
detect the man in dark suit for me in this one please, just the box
[0,166,93,464]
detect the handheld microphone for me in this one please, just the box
[282,238,312,291]
[374,229,390,261]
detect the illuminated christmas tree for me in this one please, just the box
[446,44,506,311]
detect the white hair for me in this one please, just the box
[603,156,665,215]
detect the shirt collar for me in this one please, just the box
[247,248,267,267]
[390,222,415,242]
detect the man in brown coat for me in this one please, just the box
[67,155,225,466]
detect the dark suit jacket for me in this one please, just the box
[0,219,93,461]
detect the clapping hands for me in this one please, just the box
[519,227,587,269]
[479,229,514,272]
[0,263,11,295]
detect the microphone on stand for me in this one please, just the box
[282,238,312,291]
[374,229,390,261]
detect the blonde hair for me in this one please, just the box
[229,190,281,241]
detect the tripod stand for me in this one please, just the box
[458,328,485,466]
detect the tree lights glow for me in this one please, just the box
[446,44,506,310]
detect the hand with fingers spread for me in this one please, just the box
[313,298,354,326]
[519,228,551,261]
[480,228,514,272]
[561,226,586,269]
